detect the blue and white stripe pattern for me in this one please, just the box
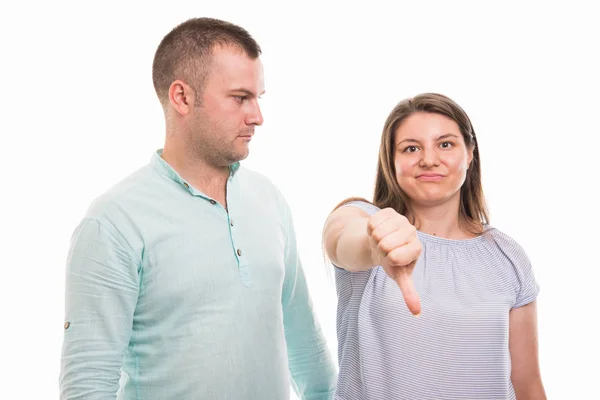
[334,201,539,400]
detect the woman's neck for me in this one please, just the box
[408,197,477,240]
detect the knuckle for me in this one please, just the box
[411,248,421,261]
[380,235,391,246]
[370,227,383,242]
[367,219,377,233]
[393,214,410,228]
[383,208,397,219]
[392,210,406,220]
[412,244,422,259]
[388,250,407,266]
[377,241,389,254]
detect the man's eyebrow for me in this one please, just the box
[230,88,266,97]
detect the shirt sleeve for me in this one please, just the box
[512,247,540,308]
[281,203,338,400]
[490,230,540,309]
[344,200,380,216]
[59,218,140,400]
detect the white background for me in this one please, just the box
[2,1,599,398]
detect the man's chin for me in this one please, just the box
[227,151,249,165]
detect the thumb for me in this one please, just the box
[395,269,421,316]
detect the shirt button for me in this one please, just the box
[209,199,217,205]
[183,182,189,188]
[237,249,242,256]
[230,219,234,226]
[64,322,70,329]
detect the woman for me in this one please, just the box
[323,93,546,399]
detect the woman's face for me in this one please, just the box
[394,112,473,208]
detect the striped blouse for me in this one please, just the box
[334,201,540,400]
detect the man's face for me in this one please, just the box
[187,45,265,167]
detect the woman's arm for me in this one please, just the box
[323,205,422,315]
[510,300,547,399]
[323,205,376,272]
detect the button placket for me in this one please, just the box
[225,177,251,286]
[233,235,251,286]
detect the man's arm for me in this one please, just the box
[281,205,337,400]
[59,218,140,400]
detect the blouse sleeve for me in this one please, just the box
[490,230,540,308]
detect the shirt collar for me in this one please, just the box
[150,149,241,186]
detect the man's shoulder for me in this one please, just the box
[236,166,282,195]
[236,165,275,186]
[236,166,290,209]
[83,164,156,221]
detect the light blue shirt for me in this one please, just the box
[59,150,337,399]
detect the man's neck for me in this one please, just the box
[161,145,231,206]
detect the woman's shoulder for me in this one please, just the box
[483,226,529,257]
[484,226,540,307]
[338,197,380,216]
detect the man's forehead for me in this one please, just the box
[208,50,263,83]
[210,43,259,65]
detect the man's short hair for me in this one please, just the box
[152,17,262,106]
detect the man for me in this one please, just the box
[59,17,337,399]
